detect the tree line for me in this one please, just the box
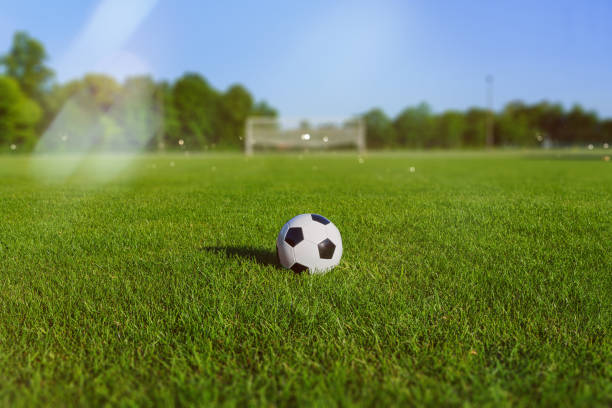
[364,101,611,149]
[0,32,276,152]
[1,32,610,152]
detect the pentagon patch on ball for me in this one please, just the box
[311,214,330,225]
[284,227,304,247]
[317,238,335,259]
[276,214,343,274]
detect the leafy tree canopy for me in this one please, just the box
[0,31,54,102]
[0,75,42,148]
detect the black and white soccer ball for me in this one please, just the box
[276,214,343,274]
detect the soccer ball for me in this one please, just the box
[276,213,343,274]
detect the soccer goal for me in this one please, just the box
[245,117,366,154]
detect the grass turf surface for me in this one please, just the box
[0,151,611,406]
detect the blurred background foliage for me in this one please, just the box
[1,31,610,152]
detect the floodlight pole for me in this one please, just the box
[486,75,494,148]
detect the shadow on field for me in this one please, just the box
[201,246,280,268]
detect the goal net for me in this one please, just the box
[245,117,366,154]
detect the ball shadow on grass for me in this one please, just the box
[200,246,280,268]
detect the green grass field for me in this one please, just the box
[1,151,611,406]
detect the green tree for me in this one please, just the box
[462,108,488,147]
[172,73,219,148]
[251,100,277,117]
[394,102,434,147]
[37,74,123,152]
[496,101,536,146]
[558,105,599,145]
[602,120,612,145]
[154,81,180,150]
[109,75,161,151]
[0,75,42,149]
[216,84,253,146]
[81,74,121,111]
[362,108,396,148]
[530,101,564,142]
[434,111,466,148]
[44,79,85,118]
[0,32,54,102]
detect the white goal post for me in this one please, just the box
[245,117,366,154]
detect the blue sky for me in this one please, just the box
[1,0,611,117]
